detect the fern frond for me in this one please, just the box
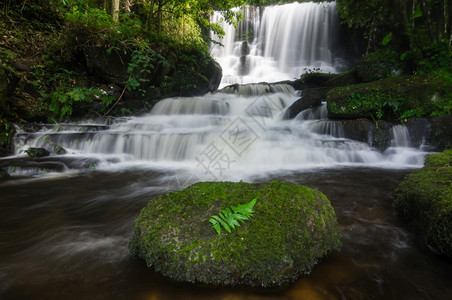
[209,198,257,235]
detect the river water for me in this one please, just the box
[1,167,451,299]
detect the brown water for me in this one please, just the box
[0,168,451,300]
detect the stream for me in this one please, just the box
[1,168,451,299]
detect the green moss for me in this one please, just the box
[425,150,452,167]
[394,150,452,257]
[129,181,341,287]
[327,74,451,120]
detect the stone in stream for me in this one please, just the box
[129,181,341,287]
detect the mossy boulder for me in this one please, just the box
[394,150,452,257]
[24,147,50,158]
[129,181,341,287]
[327,74,450,120]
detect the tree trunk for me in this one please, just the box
[157,0,162,34]
[146,0,155,32]
[124,0,132,12]
[112,0,120,22]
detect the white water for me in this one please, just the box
[211,2,343,88]
[11,85,426,181]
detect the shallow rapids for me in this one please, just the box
[10,84,426,181]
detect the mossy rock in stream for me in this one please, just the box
[129,181,341,287]
[394,150,452,257]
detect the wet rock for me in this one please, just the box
[241,41,250,56]
[25,147,50,158]
[129,181,341,287]
[283,88,328,119]
[339,119,393,150]
[394,150,452,258]
[206,59,222,93]
[0,168,9,180]
[0,156,101,172]
[55,145,67,155]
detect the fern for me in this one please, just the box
[209,198,257,235]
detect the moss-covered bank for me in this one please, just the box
[327,74,451,120]
[394,150,452,257]
[129,181,341,287]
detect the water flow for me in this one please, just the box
[11,86,425,180]
[211,2,341,88]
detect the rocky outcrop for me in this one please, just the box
[0,155,101,173]
[394,150,452,257]
[204,59,222,93]
[340,119,393,150]
[282,71,359,119]
[283,88,328,119]
[130,181,341,287]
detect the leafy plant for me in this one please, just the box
[0,119,14,149]
[209,198,257,235]
[45,86,106,120]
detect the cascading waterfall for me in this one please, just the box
[11,84,426,180]
[211,2,342,88]
[4,2,427,179]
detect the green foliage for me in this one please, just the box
[342,89,405,120]
[24,147,49,158]
[381,32,392,46]
[126,49,167,97]
[0,119,14,150]
[65,6,113,33]
[411,3,423,19]
[209,198,257,235]
[44,86,109,121]
[416,41,452,74]
[336,0,451,57]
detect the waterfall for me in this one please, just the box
[391,125,412,148]
[11,85,426,180]
[4,2,427,179]
[211,2,341,88]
